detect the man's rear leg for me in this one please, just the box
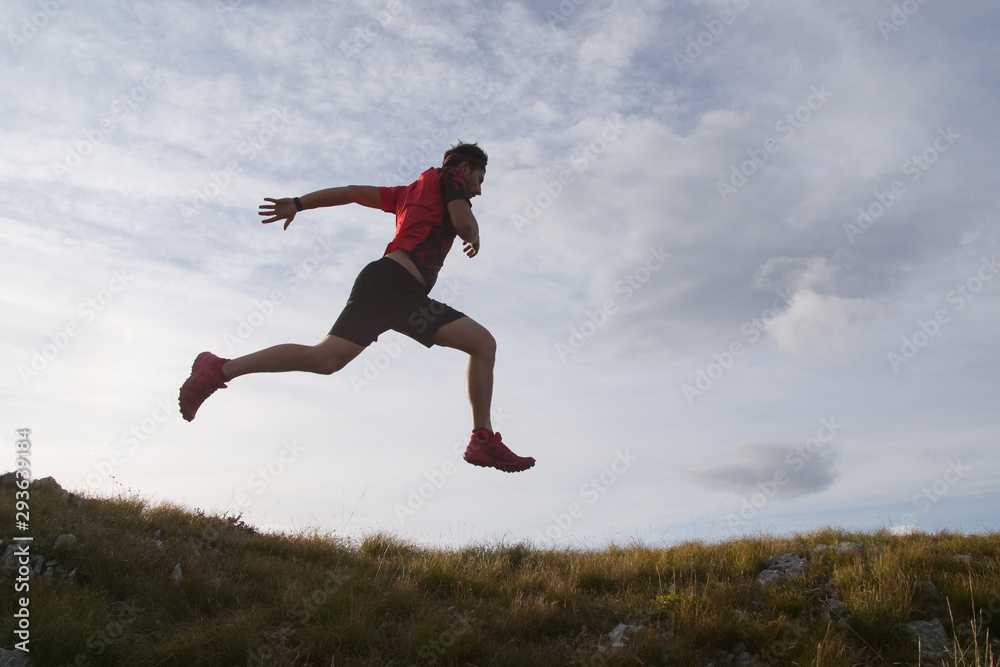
[179,335,365,421]
[222,334,366,380]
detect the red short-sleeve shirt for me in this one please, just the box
[380,166,470,289]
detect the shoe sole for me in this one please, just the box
[463,456,535,473]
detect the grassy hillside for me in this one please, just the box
[1,476,998,666]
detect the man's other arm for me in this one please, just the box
[447,199,480,258]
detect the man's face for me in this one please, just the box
[462,163,486,198]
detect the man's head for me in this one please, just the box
[443,142,487,198]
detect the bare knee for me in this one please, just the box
[472,330,497,361]
[308,345,354,375]
[307,335,364,375]
[311,358,346,375]
[433,317,496,359]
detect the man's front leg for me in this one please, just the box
[432,316,497,430]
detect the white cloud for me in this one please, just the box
[754,256,840,294]
[764,289,881,354]
[2,0,998,547]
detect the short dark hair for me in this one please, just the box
[443,142,488,170]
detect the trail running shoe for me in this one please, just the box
[179,351,229,421]
[463,430,535,473]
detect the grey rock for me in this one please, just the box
[916,580,940,601]
[812,542,863,556]
[705,643,753,666]
[170,563,183,584]
[54,534,77,551]
[820,593,849,625]
[0,647,30,667]
[30,554,45,574]
[1,544,18,570]
[757,553,807,583]
[904,619,950,660]
[31,476,66,495]
[608,622,646,649]
[732,643,753,666]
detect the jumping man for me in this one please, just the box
[178,142,535,473]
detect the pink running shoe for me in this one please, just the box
[463,430,535,473]
[179,352,229,421]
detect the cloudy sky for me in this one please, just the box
[3,0,998,548]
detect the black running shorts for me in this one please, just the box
[329,257,466,348]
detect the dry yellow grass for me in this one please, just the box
[1,479,997,666]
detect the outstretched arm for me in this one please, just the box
[259,185,381,230]
[447,199,481,258]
